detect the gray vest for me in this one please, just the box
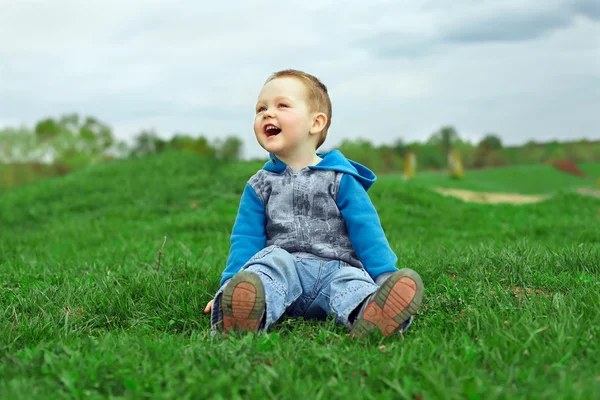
[249,166,364,269]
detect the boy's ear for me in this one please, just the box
[309,112,328,135]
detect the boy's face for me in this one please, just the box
[254,77,318,157]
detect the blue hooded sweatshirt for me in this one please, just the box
[219,150,399,286]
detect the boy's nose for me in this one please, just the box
[264,107,276,118]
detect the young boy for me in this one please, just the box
[204,69,424,337]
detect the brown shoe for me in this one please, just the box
[220,271,265,333]
[351,268,424,337]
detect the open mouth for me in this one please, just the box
[264,124,282,137]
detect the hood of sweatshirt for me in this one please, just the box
[263,150,376,191]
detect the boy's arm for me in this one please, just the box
[219,183,266,286]
[335,174,398,280]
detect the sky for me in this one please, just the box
[1,0,599,159]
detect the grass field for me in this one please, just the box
[1,153,599,399]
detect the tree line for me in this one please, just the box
[333,126,599,174]
[0,113,243,168]
[1,114,598,188]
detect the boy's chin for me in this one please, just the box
[261,141,284,154]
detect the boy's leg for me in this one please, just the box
[321,262,380,329]
[350,268,424,338]
[211,246,302,334]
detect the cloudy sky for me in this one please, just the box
[1,0,598,159]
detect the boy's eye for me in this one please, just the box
[278,103,288,108]
[257,106,266,113]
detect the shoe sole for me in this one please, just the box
[351,268,424,337]
[221,271,265,333]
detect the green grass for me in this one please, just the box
[1,152,599,399]
[393,163,599,194]
[580,162,600,179]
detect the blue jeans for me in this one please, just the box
[211,245,382,332]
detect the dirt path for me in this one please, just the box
[434,188,551,204]
[577,188,600,198]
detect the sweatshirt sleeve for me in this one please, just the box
[336,174,398,280]
[219,183,266,286]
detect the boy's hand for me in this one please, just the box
[204,299,214,314]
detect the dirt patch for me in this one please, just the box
[435,188,550,204]
[490,287,553,301]
[553,159,587,177]
[577,187,600,198]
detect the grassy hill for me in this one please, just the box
[387,162,599,195]
[1,153,599,398]
[580,161,600,178]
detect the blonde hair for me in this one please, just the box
[264,69,332,149]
